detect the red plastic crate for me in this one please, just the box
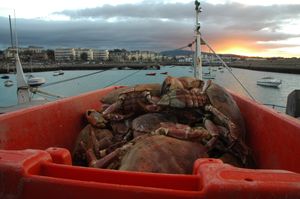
[0,86,300,199]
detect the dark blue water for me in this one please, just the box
[1,66,299,113]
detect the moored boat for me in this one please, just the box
[146,72,156,76]
[27,77,46,87]
[4,79,13,87]
[1,75,10,79]
[257,76,282,87]
[53,70,64,76]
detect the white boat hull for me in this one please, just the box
[257,81,281,87]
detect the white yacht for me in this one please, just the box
[4,80,13,87]
[257,76,282,88]
[27,77,46,87]
[53,70,64,76]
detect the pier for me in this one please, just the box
[228,58,300,74]
[1,59,300,74]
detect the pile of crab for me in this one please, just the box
[73,76,255,174]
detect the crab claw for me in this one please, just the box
[205,105,238,142]
[204,118,221,149]
[161,76,185,95]
[201,79,212,94]
[86,109,107,128]
[157,89,186,108]
[153,122,211,142]
[102,101,122,116]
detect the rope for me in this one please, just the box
[201,36,256,101]
[31,88,64,99]
[103,70,142,88]
[263,103,286,109]
[173,41,195,51]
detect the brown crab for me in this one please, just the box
[102,87,161,121]
[131,113,177,137]
[85,134,209,174]
[158,77,253,167]
[100,83,161,105]
[83,118,218,173]
[72,125,114,166]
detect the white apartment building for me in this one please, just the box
[75,48,93,61]
[54,48,76,61]
[128,51,161,61]
[93,49,109,61]
[4,46,44,58]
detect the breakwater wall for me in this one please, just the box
[0,62,193,74]
[0,63,164,74]
[228,59,300,74]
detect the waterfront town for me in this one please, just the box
[0,46,299,73]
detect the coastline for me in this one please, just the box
[228,59,300,74]
[1,59,300,74]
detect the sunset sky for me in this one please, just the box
[0,0,300,57]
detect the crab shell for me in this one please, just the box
[72,124,113,166]
[161,76,204,95]
[158,88,209,108]
[131,113,177,137]
[100,83,161,104]
[205,81,246,141]
[119,134,208,174]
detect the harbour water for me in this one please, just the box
[1,65,299,113]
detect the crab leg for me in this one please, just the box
[153,122,211,141]
[205,105,239,143]
[80,141,98,167]
[203,119,221,149]
[92,142,134,168]
[201,79,212,94]
[205,105,253,166]
[102,100,122,116]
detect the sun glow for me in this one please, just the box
[218,47,258,57]
[215,44,299,58]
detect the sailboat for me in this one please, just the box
[0,14,57,113]
[0,1,299,198]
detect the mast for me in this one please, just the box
[194,0,202,80]
[11,12,31,104]
[9,15,14,48]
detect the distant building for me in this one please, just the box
[4,46,44,58]
[54,48,76,61]
[4,47,15,58]
[3,46,48,61]
[25,46,44,53]
[128,51,161,62]
[75,48,93,61]
[55,48,109,61]
[93,49,109,61]
[109,50,162,62]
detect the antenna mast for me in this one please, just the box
[194,0,202,80]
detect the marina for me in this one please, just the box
[1,66,297,113]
